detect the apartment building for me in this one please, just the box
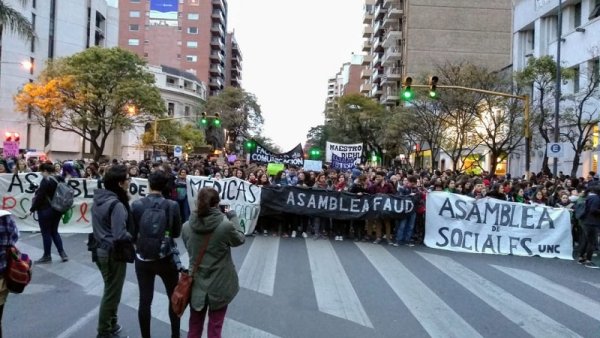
[0,0,118,159]
[511,0,600,176]
[119,0,229,96]
[325,54,365,117]
[224,32,242,88]
[361,0,512,107]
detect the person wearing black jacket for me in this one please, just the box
[578,184,600,268]
[349,175,368,241]
[30,161,68,263]
[131,171,182,338]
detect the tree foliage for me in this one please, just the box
[15,47,165,161]
[141,121,205,154]
[0,0,35,42]
[203,87,263,152]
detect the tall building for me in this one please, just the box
[0,0,118,158]
[510,0,600,176]
[361,0,512,107]
[118,0,229,96]
[325,54,365,117]
[224,32,242,88]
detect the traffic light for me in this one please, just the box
[401,76,414,101]
[309,147,321,159]
[199,112,208,127]
[428,75,439,99]
[213,113,221,127]
[244,139,256,151]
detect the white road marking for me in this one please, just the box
[238,236,280,296]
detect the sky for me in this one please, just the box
[226,0,365,150]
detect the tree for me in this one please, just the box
[516,56,574,174]
[305,125,330,151]
[0,0,35,42]
[203,87,263,152]
[141,121,205,154]
[15,47,164,161]
[252,134,283,154]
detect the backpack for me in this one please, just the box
[47,176,75,214]
[5,246,32,294]
[136,199,171,260]
[574,198,587,221]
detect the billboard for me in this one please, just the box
[150,0,178,25]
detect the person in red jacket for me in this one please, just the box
[367,171,395,244]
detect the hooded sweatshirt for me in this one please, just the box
[91,189,132,257]
[182,208,245,310]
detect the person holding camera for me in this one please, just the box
[182,187,246,337]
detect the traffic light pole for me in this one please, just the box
[409,84,531,177]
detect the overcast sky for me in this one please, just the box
[109,0,365,150]
[226,0,365,150]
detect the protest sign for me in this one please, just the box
[425,192,573,260]
[267,163,285,176]
[186,176,261,235]
[2,141,19,157]
[325,142,362,168]
[249,141,304,166]
[302,160,322,172]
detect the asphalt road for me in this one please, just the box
[5,232,600,338]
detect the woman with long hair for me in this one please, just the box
[91,165,133,338]
[183,187,245,338]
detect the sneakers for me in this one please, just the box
[263,230,268,237]
[291,231,297,238]
[334,236,344,241]
[583,261,599,269]
[59,252,69,262]
[35,256,52,264]
[111,324,123,335]
[386,239,393,245]
[407,242,416,247]
[373,238,381,244]
[391,242,400,247]
[302,232,308,238]
[577,257,586,264]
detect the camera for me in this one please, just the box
[219,204,229,213]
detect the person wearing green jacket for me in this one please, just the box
[182,187,245,338]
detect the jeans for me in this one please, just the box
[37,207,65,256]
[178,199,190,223]
[188,305,227,338]
[96,255,127,336]
[395,212,416,243]
[579,225,599,261]
[135,256,180,338]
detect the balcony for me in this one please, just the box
[362,26,373,38]
[209,64,223,75]
[372,67,383,84]
[363,11,373,24]
[361,68,372,79]
[373,52,383,66]
[370,84,383,97]
[212,9,225,23]
[362,40,371,52]
[382,47,402,65]
[360,82,372,93]
[210,50,224,62]
[362,55,373,66]
[387,6,403,19]
[209,77,223,88]
[211,37,224,49]
[374,4,387,20]
[381,67,401,85]
[383,0,402,10]
[383,27,402,47]
[382,88,399,104]
[373,36,384,52]
[211,23,224,36]
[373,20,384,37]
[212,0,224,9]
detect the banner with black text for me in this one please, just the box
[326,142,362,169]
[425,192,573,260]
[248,141,304,166]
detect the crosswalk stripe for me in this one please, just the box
[305,240,373,328]
[418,252,581,337]
[492,265,600,322]
[18,242,280,338]
[356,243,482,338]
[55,306,99,338]
[238,236,280,296]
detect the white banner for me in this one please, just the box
[325,142,363,165]
[0,173,149,233]
[186,176,261,235]
[425,192,573,260]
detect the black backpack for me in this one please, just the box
[136,199,171,260]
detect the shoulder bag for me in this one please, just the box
[171,233,212,317]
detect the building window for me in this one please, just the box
[30,13,35,52]
[187,27,198,34]
[590,0,600,19]
[168,102,175,116]
[572,65,580,93]
[177,54,181,59]
[129,24,139,31]
[574,2,582,28]
[184,106,190,117]
[166,76,177,86]
[32,0,36,8]
[186,55,197,62]
[143,52,148,57]
[187,13,199,20]
[590,58,600,83]
[129,11,140,18]
[144,39,149,44]
[130,0,140,2]
[128,39,140,46]
[186,41,198,48]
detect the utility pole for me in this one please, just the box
[553,0,562,176]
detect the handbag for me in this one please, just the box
[171,233,212,317]
[1,211,32,293]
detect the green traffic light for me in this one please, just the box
[429,91,437,98]
[401,90,413,100]
[201,118,208,125]
[214,119,221,127]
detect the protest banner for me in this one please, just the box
[0,173,149,233]
[425,192,573,260]
[260,186,414,220]
[249,141,304,166]
[325,142,362,168]
[186,176,261,235]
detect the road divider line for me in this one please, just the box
[306,240,373,328]
[238,236,279,296]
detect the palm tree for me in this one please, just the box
[0,0,35,42]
